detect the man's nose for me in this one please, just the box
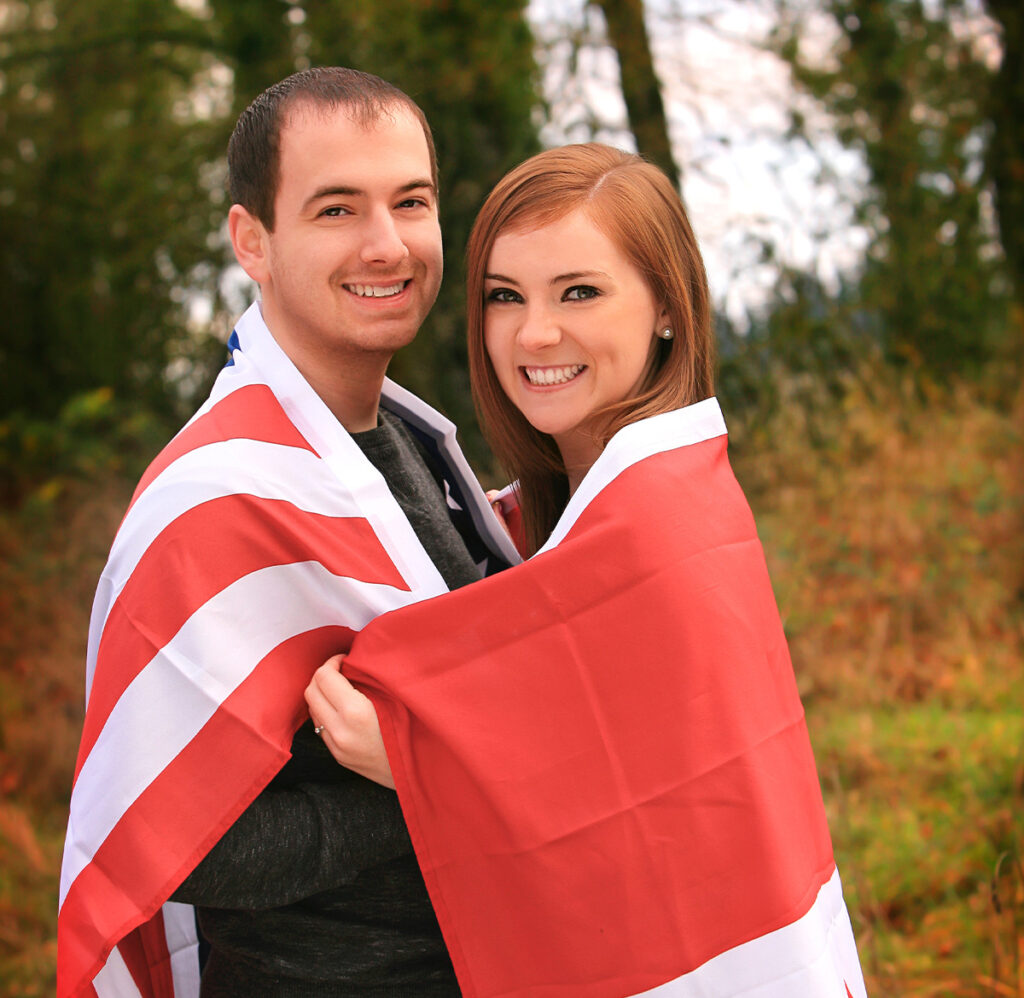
[360,209,410,266]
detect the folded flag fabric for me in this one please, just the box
[345,398,868,998]
[57,303,518,998]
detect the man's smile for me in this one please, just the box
[343,280,409,298]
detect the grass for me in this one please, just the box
[1,368,1021,995]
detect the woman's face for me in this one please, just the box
[483,208,665,482]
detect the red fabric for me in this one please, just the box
[346,435,837,997]
[115,913,173,998]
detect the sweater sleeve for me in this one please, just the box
[172,724,413,910]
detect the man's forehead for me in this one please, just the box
[281,98,411,141]
[270,99,436,217]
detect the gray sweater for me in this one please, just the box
[173,411,483,996]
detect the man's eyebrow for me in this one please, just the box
[305,179,436,209]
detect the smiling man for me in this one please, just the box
[57,68,518,998]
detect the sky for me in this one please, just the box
[525,0,871,326]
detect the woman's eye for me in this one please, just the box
[486,288,522,304]
[564,285,600,301]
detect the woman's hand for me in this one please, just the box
[304,654,395,790]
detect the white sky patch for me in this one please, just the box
[526,0,871,326]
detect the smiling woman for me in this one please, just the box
[482,208,667,489]
[466,142,713,552]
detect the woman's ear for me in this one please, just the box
[228,204,271,284]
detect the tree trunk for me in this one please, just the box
[983,0,1024,309]
[590,0,681,190]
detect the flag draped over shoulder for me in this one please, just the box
[344,398,867,998]
[57,303,518,998]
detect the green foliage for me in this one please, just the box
[0,387,171,506]
[773,0,1015,375]
[0,0,231,422]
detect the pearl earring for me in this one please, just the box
[657,327,674,340]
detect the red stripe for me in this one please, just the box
[58,625,353,998]
[129,385,317,511]
[74,496,406,783]
[115,912,174,998]
[350,436,839,995]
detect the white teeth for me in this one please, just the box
[524,365,584,386]
[346,282,405,298]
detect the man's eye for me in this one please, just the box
[397,197,429,209]
[320,206,349,217]
[564,285,599,301]
[486,288,522,304]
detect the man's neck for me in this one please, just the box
[259,307,390,432]
[300,349,387,432]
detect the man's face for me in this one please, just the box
[255,103,443,366]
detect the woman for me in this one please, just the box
[307,144,866,997]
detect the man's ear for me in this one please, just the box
[228,204,271,284]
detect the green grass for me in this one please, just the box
[811,705,1023,996]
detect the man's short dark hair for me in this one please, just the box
[228,66,438,231]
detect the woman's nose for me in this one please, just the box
[517,307,562,351]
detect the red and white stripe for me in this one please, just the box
[58,303,518,998]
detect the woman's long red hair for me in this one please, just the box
[466,143,715,554]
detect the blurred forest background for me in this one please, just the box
[1,0,1022,994]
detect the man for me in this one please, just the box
[58,67,518,998]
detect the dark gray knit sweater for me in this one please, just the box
[172,411,481,996]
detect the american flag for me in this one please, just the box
[345,399,868,998]
[57,303,518,998]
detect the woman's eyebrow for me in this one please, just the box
[484,270,610,285]
[552,270,609,283]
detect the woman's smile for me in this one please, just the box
[522,364,586,387]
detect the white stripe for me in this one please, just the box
[539,398,727,553]
[62,561,418,904]
[92,943,144,998]
[630,869,867,998]
[163,901,201,998]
